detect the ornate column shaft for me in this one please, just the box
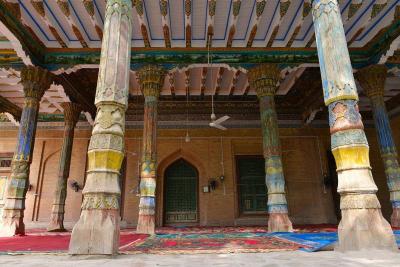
[69,0,132,255]
[312,0,396,251]
[0,66,53,237]
[48,102,82,232]
[248,64,293,232]
[136,65,165,235]
[356,65,400,227]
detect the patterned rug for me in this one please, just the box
[120,232,308,254]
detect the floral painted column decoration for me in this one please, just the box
[136,65,165,235]
[312,0,396,251]
[48,102,82,232]
[248,64,293,232]
[356,65,400,227]
[69,0,132,255]
[0,66,53,237]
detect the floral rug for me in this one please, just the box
[120,232,308,254]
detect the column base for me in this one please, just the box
[69,209,120,255]
[136,214,155,235]
[390,207,400,228]
[47,213,66,232]
[268,213,293,232]
[337,208,397,251]
[0,210,25,237]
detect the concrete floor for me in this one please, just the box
[0,251,399,267]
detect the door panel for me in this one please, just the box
[165,159,198,224]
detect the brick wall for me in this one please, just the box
[0,122,396,228]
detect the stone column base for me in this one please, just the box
[337,208,397,251]
[69,209,120,255]
[391,207,400,228]
[268,213,293,232]
[136,214,155,235]
[0,211,25,237]
[47,213,67,232]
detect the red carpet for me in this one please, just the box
[0,232,148,253]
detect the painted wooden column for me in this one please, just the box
[356,65,400,227]
[0,66,53,237]
[311,0,396,251]
[248,64,293,233]
[69,0,132,255]
[136,65,165,235]
[48,102,82,232]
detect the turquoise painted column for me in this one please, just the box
[312,0,396,251]
[248,64,293,232]
[356,65,400,227]
[48,102,82,232]
[0,66,53,237]
[69,0,132,255]
[136,65,165,235]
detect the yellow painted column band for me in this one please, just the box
[332,145,370,171]
[87,150,125,172]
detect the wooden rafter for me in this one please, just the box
[215,67,224,95]
[229,70,241,96]
[134,0,151,47]
[82,0,103,40]
[56,0,88,48]
[160,0,171,48]
[0,1,45,63]
[200,67,207,96]
[168,72,175,97]
[0,94,22,121]
[56,73,96,117]
[206,0,216,48]
[185,0,191,47]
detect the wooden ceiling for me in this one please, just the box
[0,0,399,125]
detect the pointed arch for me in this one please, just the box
[156,149,206,226]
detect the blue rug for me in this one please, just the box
[272,230,400,252]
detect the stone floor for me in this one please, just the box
[0,251,399,267]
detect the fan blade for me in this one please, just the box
[213,115,230,125]
[212,123,227,130]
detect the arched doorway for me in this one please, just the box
[164,159,198,225]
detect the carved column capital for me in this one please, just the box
[248,64,280,98]
[20,66,54,100]
[137,65,166,98]
[355,65,387,99]
[61,102,82,128]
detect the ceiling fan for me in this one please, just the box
[207,35,230,131]
[209,94,230,130]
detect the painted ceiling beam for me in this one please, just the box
[246,0,267,47]
[55,0,89,48]
[228,69,240,96]
[0,1,45,65]
[160,0,171,48]
[0,94,22,121]
[206,0,216,48]
[30,0,68,48]
[226,0,241,48]
[82,0,103,40]
[185,0,191,48]
[134,0,151,47]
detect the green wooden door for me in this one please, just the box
[165,159,198,224]
[237,157,267,214]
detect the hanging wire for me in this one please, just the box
[207,34,215,117]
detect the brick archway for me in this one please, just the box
[156,149,206,227]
